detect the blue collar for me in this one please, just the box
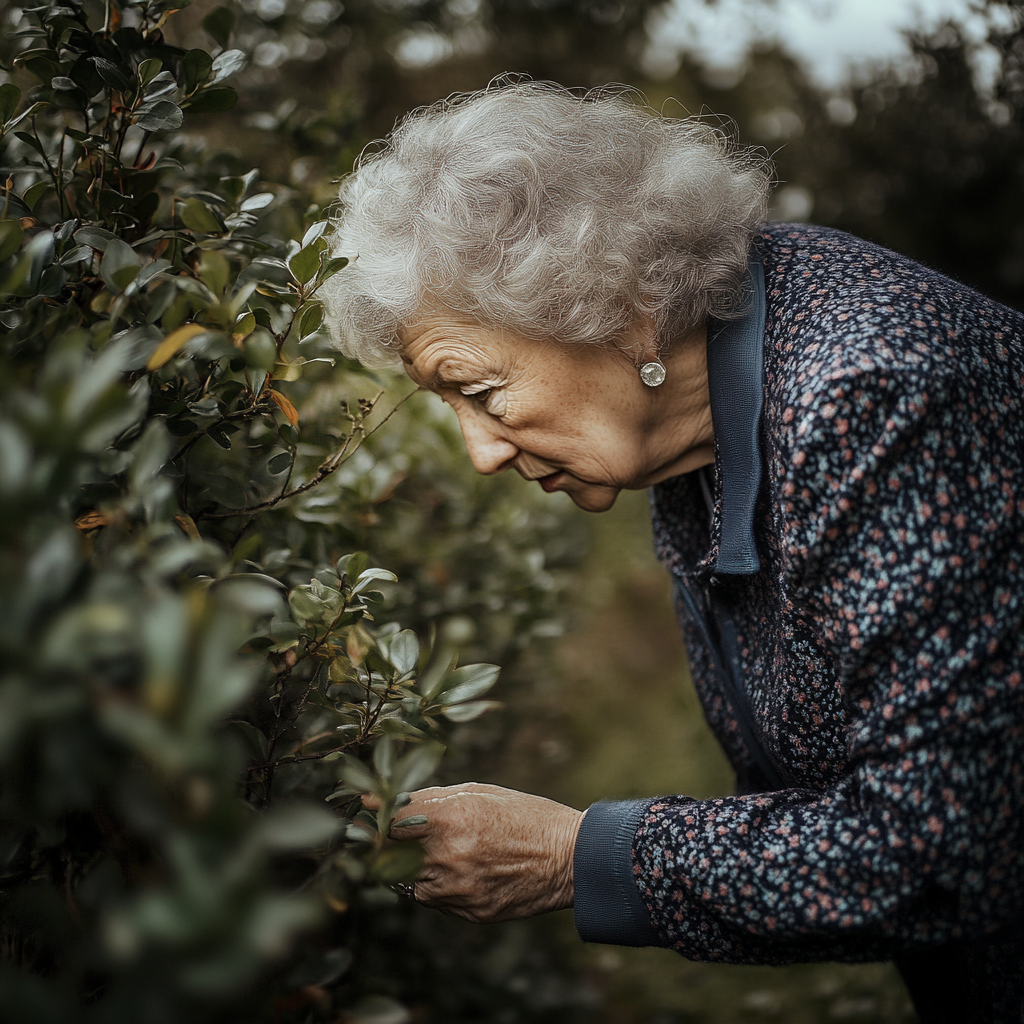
[705,258,766,576]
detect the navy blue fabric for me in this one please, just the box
[573,799,661,946]
[706,258,766,576]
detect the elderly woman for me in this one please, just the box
[323,83,1024,1023]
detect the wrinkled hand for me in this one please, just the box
[363,783,583,923]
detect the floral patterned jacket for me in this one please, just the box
[572,224,1024,974]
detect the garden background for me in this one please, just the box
[1,0,1022,1021]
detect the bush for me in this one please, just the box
[0,3,583,1020]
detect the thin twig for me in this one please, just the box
[198,386,419,520]
[244,738,360,773]
[244,679,406,773]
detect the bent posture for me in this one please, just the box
[324,82,1024,1023]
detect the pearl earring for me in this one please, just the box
[639,360,666,387]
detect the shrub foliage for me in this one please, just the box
[0,3,581,1020]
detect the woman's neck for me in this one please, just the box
[632,321,715,488]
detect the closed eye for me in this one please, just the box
[460,379,507,417]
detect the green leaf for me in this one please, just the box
[182,48,214,94]
[74,226,118,253]
[59,244,92,266]
[251,305,275,330]
[138,58,163,87]
[0,83,20,124]
[233,311,256,337]
[244,331,277,371]
[442,700,502,723]
[439,663,500,706]
[298,301,324,339]
[179,197,222,234]
[382,629,418,676]
[0,220,24,262]
[185,86,237,114]
[317,255,349,282]
[417,651,458,702]
[198,248,230,297]
[287,582,339,626]
[268,451,292,475]
[210,48,247,85]
[22,181,49,212]
[99,237,142,292]
[202,6,236,50]
[14,130,45,157]
[135,100,183,132]
[352,567,398,593]
[372,735,395,779]
[90,56,133,92]
[288,239,327,286]
[394,741,444,792]
[337,552,369,580]
[240,191,274,212]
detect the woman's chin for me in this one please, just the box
[539,473,620,512]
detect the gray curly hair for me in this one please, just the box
[322,81,773,369]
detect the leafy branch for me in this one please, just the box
[198,385,420,519]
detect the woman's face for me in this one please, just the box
[399,316,714,512]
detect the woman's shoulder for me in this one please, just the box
[757,221,1024,335]
[757,221,1024,400]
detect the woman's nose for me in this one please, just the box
[456,409,518,475]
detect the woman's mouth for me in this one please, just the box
[537,471,565,492]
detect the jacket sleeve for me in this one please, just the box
[580,358,1024,962]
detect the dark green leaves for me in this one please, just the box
[138,58,164,88]
[299,301,324,339]
[99,238,142,292]
[0,4,583,1020]
[318,256,349,282]
[179,197,223,234]
[289,237,328,286]
[90,56,133,93]
[268,451,292,474]
[182,49,214,94]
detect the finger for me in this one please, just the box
[361,793,381,810]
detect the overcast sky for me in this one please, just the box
[645,0,996,87]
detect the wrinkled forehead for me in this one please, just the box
[397,315,510,383]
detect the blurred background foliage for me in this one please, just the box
[1,0,1022,1021]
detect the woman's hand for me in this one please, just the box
[363,783,584,923]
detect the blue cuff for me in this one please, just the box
[573,799,662,947]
